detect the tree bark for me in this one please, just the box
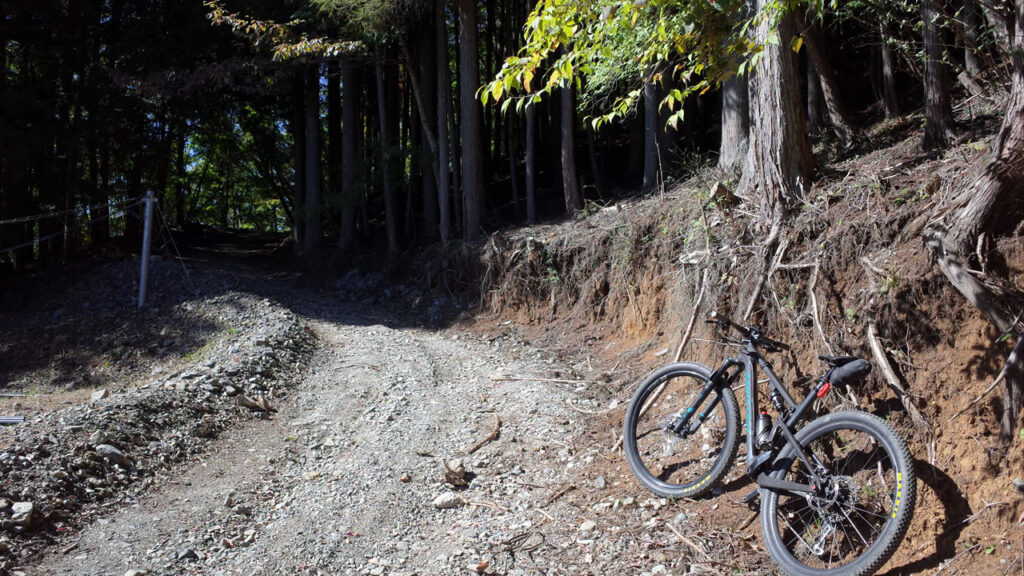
[801,19,856,148]
[807,60,825,137]
[375,46,401,261]
[642,72,659,192]
[327,59,342,237]
[458,0,484,241]
[879,23,901,118]
[925,0,1024,439]
[417,21,439,239]
[304,64,323,256]
[719,73,749,171]
[338,58,358,253]
[739,3,815,221]
[922,0,956,149]
[291,70,306,254]
[525,102,537,225]
[436,0,452,242]
[560,84,581,215]
[963,0,983,75]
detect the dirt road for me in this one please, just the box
[31,307,606,575]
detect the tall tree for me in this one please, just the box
[304,64,323,255]
[739,2,815,221]
[719,74,749,171]
[922,0,956,149]
[560,83,581,214]
[338,57,359,253]
[458,0,484,241]
[435,0,452,242]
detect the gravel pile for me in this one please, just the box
[0,290,317,574]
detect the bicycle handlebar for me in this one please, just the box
[707,310,790,352]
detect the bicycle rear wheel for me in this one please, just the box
[623,362,740,499]
[760,411,915,576]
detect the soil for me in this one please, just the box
[1,99,1023,576]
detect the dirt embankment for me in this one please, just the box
[467,104,1024,574]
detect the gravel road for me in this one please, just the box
[31,302,598,576]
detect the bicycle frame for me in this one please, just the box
[671,339,834,496]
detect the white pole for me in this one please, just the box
[138,190,155,308]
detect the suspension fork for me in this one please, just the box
[668,360,742,436]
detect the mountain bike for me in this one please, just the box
[623,311,915,576]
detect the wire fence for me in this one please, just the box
[0,197,141,227]
[0,198,142,258]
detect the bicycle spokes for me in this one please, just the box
[773,427,898,569]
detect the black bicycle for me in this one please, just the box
[623,311,915,576]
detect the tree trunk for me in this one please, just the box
[963,0,983,75]
[879,23,901,118]
[327,59,342,240]
[560,84,581,215]
[801,19,856,148]
[96,138,111,242]
[719,73,749,171]
[525,102,537,225]
[458,0,484,241]
[418,20,439,239]
[291,70,306,254]
[586,123,606,199]
[338,57,358,253]
[925,0,1024,439]
[304,64,323,256]
[509,120,522,216]
[807,60,825,137]
[375,46,401,261]
[922,0,956,149]
[739,3,815,221]
[642,72,659,192]
[436,0,452,242]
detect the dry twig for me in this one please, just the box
[867,322,933,436]
[467,414,501,454]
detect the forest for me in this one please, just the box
[3,0,1024,430]
[3,1,1024,574]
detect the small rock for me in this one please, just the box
[1013,478,1024,492]
[443,459,468,487]
[177,549,199,562]
[399,472,412,483]
[89,431,108,446]
[125,570,150,576]
[232,504,253,517]
[432,492,464,510]
[90,389,109,403]
[579,520,596,532]
[95,444,130,468]
[10,502,33,526]
[594,476,607,490]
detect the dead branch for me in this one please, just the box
[675,268,711,362]
[468,414,501,454]
[809,261,834,355]
[743,234,788,322]
[490,376,592,386]
[542,484,576,507]
[665,522,712,561]
[867,322,933,436]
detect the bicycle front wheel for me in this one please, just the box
[623,362,740,499]
[760,411,916,576]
